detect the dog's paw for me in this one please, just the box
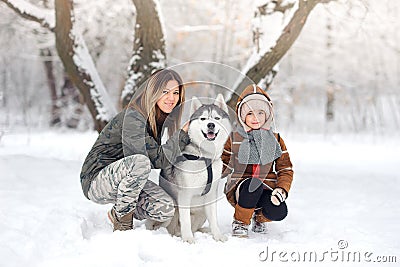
[212,233,228,242]
[182,236,196,244]
[145,219,159,230]
[198,227,210,233]
[146,218,172,230]
[145,220,155,230]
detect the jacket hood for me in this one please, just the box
[236,84,274,130]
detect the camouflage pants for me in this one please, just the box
[88,154,175,222]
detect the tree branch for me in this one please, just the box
[227,0,321,108]
[0,0,55,31]
[257,0,296,15]
[55,0,116,132]
[319,0,337,3]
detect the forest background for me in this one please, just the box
[1,0,398,135]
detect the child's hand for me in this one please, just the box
[271,188,286,206]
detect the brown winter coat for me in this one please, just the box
[222,85,294,207]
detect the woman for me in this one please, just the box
[80,69,190,231]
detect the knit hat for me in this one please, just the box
[237,90,273,130]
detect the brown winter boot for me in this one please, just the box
[107,208,134,231]
[232,204,255,237]
[234,204,255,225]
[254,210,272,223]
[252,210,271,234]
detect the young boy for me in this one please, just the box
[222,84,294,237]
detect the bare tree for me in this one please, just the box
[0,0,55,30]
[121,0,166,107]
[1,0,116,132]
[1,56,10,127]
[54,0,116,132]
[2,0,61,125]
[227,0,332,108]
[1,0,332,131]
[40,48,60,125]
[35,0,60,126]
[325,16,334,121]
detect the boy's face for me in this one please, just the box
[244,109,266,130]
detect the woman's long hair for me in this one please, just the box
[128,69,185,138]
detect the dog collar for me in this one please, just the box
[175,154,213,196]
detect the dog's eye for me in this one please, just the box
[215,117,220,120]
[200,118,206,121]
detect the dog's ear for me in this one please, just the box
[214,94,228,114]
[190,96,203,116]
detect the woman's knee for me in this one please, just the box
[137,181,176,222]
[157,203,176,222]
[123,154,151,174]
[145,196,175,222]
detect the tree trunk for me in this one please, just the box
[61,74,84,128]
[121,0,166,108]
[55,0,115,132]
[3,0,332,131]
[227,0,321,109]
[325,16,334,121]
[326,85,335,121]
[40,48,61,126]
[1,58,10,127]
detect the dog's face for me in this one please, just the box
[188,94,232,150]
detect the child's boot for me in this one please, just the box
[232,204,254,237]
[251,211,271,234]
[232,219,249,237]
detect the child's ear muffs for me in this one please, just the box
[252,83,273,106]
[266,95,272,104]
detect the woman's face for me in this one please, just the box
[156,80,180,113]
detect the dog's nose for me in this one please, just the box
[207,123,215,129]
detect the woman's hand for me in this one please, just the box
[182,121,190,132]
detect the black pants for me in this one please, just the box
[237,178,288,221]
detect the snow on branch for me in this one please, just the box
[244,0,300,75]
[54,0,116,129]
[121,0,166,107]
[70,25,117,121]
[227,0,321,108]
[1,0,55,31]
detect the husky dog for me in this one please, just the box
[149,94,232,243]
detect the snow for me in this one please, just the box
[1,130,399,267]
[6,0,55,30]
[258,63,279,88]
[154,0,166,45]
[70,24,117,121]
[150,49,167,70]
[172,24,224,32]
[120,0,167,102]
[233,0,300,95]
[121,51,144,101]
[241,0,299,77]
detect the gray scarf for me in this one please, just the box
[237,126,282,165]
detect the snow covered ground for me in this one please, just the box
[0,130,399,267]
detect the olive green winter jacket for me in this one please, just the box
[80,108,190,199]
